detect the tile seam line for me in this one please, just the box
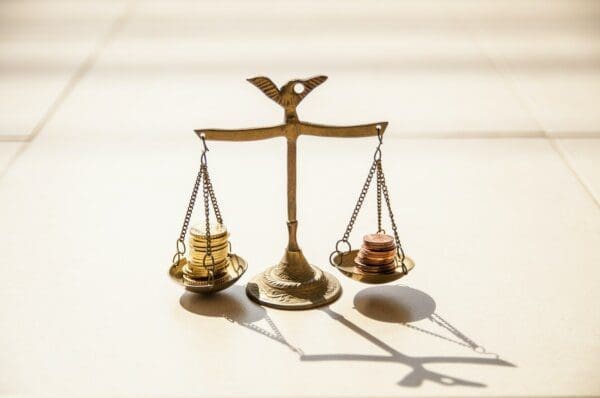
[549,138,600,209]
[476,46,600,209]
[0,1,136,182]
[444,3,600,211]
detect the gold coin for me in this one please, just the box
[189,247,229,256]
[183,270,227,284]
[187,258,229,270]
[189,256,229,268]
[190,224,228,239]
[189,251,228,260]
[189,237,229,249]
[189,243,228,253]
[189,242,229,252]
[189,244,229,254]
[189,232,229,241]
[189,234,228,244]
[184,263,229,279]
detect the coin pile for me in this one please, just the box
[354,233,398,274]
[183,223,230,283]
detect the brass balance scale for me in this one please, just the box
[169,76,415,310]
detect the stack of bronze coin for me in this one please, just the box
[354,233,398,274]
[183,223,230,283]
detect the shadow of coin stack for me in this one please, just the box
[354,233,398,274]
[183,224,230,284]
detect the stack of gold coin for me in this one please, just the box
[183,223,230,283]
[354,233,398,274]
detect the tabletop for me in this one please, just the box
[1,1,599,397]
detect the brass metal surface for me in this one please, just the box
[169,256,248,294]
[334,250,415,284]
[195,76,386,309]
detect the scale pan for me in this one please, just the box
[333,250,414,284]
[169,255,248,294]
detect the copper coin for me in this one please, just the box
[354,257,396,270]
[363,233,394,247]
[356,251,396,263]
[356,256,396,266]
[354,263,397,274]
[359,246,397,258]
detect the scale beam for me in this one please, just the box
[194,76,388,310]
[196,125,286,141]
[300,121,387,138]
[196,122,387,141]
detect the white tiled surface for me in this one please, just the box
[447,0,600,136]
[0,0,128,139]
[1,135,599,397]
[0,142,22,175]
[64,0,540,137]
[1,1,600,397]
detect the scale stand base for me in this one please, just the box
[246,249,342,310]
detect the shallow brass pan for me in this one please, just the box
[333,249,414,284]
[169,255,247,294]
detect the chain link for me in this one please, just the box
[375,125,384,234]
[171,162,203,266]
[377,160,407,273]
[202,165,212,256]
[202,164,216,282]
[342,159,377,242]
[170,133,222,278]
[329,159,377,266]
[376,163,383,233]
[204,166,223,225]
[330,125,408,275]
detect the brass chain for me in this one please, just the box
[329,159,377,266]
[170,133,221,283]
[342,159,377,243]
[171,164,202,266]
[204,166,223,225]
[202,165,212,257]
[202,164,216,282]
[329,126,382,266]
[198,134,217,282]
[377,160,407,273]
[330,125,407,274]
[376,161,383,233]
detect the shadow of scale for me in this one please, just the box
[179,284,515,388]
[179,286,303,354]
[301,286,515,388]
[354,285,494,354]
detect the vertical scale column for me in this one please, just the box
[286,132,300,252]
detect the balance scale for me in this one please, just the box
[169,76,415,310]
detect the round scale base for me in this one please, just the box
[246,264,342,310]
[333,249,415,284]
[169,255,248,294]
